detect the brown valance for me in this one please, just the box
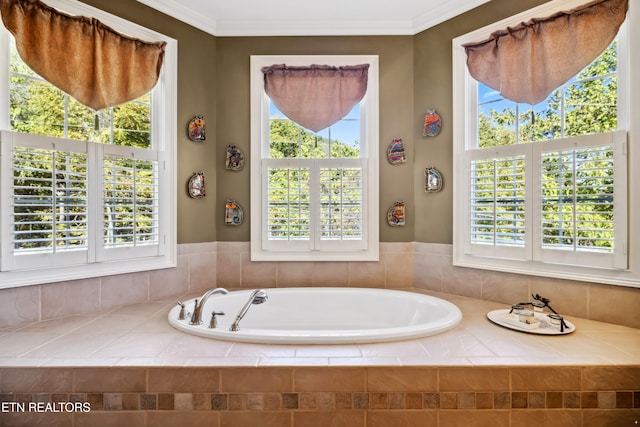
[462,0,628,105]
[262,64,369,133]
[0,0,166,111]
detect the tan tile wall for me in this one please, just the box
[0,243,217,330]
[413,242,640,329]
[1,241,639,330]
[0,366,638,426]
[215,242,414,289]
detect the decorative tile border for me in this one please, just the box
[2,391,640,412]
[1,366,638,426]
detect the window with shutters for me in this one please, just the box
[452,0,632,283]
[250,55,379,261]
[0,0,177,288]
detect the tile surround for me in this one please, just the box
[0,367,638,426]
[1,241,639,329]
[0,242,639,425]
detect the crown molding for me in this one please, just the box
[135,0,217,36]
[412,0,492,34]
[215,19,415,37]
[136,0,492,37]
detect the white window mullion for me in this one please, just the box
[531,142,542,262]
[87,143,99,264]
[0,132,14,271]
[310,159,320,251]
[612,131,628,269]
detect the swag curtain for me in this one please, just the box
[262,64,369,133]
[462,0,628,105]
[0,0,166,111]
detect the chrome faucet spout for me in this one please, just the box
[230,289,268,331]
[189,287,229,325]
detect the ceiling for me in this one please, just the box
[135,0,491,37]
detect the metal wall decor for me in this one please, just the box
[425,167,443,192]
[387,201,406,226]
[225,199,243,226]
[387,138,406,164]
[422,109,442,137]
[187,115,205,142]
[225,145,244,171]
[187,172,205,198]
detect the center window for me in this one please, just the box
[250,56,379,261]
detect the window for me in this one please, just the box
[453,0,632,284]
[250,55,379,261]
[0,0,177,288]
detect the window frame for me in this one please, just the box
[0,0,177,289]
[250,55,379,261]
[452,0,640,287]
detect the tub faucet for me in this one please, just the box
[189,287,229,325]
[230,289,268,331]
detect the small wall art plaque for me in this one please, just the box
[225,199,243,226]
[187,172,205,198]
[187,115,205,142]
[423,109,442,137]
[387,201,406,227]
[387,138,406,164]
[225,145,244,171]
[425,167,443,192]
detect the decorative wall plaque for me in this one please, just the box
[187,172,205,198]
[425,167,443,192]
[225,199,243,226]
[187,115,205,142]
[387,138,406,164]
[423,109,442,137]
[387,201,406,226]
[225,145,244,171]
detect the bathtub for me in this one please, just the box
[168,287,462,344]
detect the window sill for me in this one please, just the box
[453,251,640,289]
[0,253,176,290]
[250,246,379,262]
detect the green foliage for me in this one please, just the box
[269,119,359,159]
[479,43,617,147]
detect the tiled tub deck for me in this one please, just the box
[0,290,638,427]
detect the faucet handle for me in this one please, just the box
[209,311,225,329]
[177,301,186,320]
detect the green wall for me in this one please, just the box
[80,0,552,245]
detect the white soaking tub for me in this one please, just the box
[168,287,462,344]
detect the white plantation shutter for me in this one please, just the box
[319,165,365,248]
[265,164,311,246]
[1,131,164,272]
[468,153,528,260]
[99,145,160,260]
[262,160,367,252]
[8,139,90,270]
[471,156,526,246]
[540,146,614,251]
[463,131,626,269]
[535,132,627,269]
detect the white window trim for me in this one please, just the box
[0,0,177,289]
[452,0,640,288]
[250,55,379,261]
